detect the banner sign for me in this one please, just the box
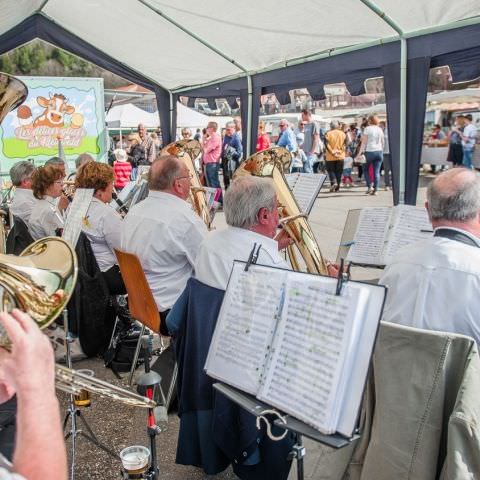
[0,76,106,172]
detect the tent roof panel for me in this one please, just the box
[42,0,242,89]
[0,1,480,90]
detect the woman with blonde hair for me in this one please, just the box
[75,162,125,294]
[356,115,384,195]
[256,121,271,152]
[29,165,69,239]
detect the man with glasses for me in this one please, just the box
[121,155,208,326]
[9,161,36,223]
[276,119,298,154]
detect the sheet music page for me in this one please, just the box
[62,188,93,248]
[258,273,369,434]
[205,263,288,395]
[117,181,136,202]
[346,207,392,265]
[285,173,327,214]
[382,205,432,264]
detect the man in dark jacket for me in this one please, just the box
[222,122,243,189]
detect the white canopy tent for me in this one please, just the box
[106,103,159,129]
[2,0,479,91]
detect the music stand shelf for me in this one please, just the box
[213,383,359,449]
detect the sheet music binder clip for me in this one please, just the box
[335,258,352,296]
[245,243,262,271]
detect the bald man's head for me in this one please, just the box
[427,168,480,223]
[148,155,184,191]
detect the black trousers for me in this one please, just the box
[326,160,344,186]
[0,397,16,460]
[159,309,171,337]
[102,264,127,295]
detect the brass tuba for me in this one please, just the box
[0,237,78,346]
[0,73,28,125]
[161,139,213,229]
[234,147,328,275]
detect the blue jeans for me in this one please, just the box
[365,151,383,189]
[303,153,316,173]
[462,149,474,169]
[205,162,222,203]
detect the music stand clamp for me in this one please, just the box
[62,310,116,480]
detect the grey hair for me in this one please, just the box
[224,176,277,229]
[330,120,340,129]
[148,155,183,191]
[45,156,65,166]
[226,121,235,129]
[75,153,94,169]
[10,161,35,187]
[427,168,480,222]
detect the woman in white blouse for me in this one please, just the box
[75,162,125,294]
[357,115,384,195]
[29,165,69,240]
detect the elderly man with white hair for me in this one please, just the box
[380,168,480,345]
[195,175,292,290]
[9,161,36,223]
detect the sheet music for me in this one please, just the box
[346,207,391,265]
[285,173,327,214]
[383,205,432,264]
[258,273,370,434]
[62,188,94,248]
[205,263,288,395]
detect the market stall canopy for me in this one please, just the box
[1,0,480,91]
[106,103,158,129]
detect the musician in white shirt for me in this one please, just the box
[28,165,69,240]
[380,168,480,345]
[9,161,36,224]
[195,176,292,290]
[121,155,208,327]
[75,162,125,294]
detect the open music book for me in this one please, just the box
[344,205,431,266]
[285,173,327,214]
[62,188,93,248]
[205,262,386,437]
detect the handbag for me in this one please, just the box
[356,154,366,164]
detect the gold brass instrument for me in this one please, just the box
[55,365,156,408]
[234,147,328,275]
[0,73,28,125]
[161,139,213,229]
[62,180,76,202]
[0,237,77,346]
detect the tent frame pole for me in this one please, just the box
[360,0,407,204]
[138,0,252,153]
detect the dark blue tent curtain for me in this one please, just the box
[0,13,173,144]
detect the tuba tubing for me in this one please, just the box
[234,147,328,275]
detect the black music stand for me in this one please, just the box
[213,383,359,480]
[62,310,116,480]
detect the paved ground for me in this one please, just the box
[60,172,433,479]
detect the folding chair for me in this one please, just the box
[114,249,164,386]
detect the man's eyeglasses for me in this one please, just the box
[176,173,194,181]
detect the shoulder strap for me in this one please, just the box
[434,228,479,248]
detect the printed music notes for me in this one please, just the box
[205,263,386,437]
[345,205,432,266]
[285,173,327,214]
[62,188,94,248]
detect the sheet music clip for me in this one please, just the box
[335,258,351,296]
[245,243,262,271]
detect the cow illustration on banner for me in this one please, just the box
[0,76,106,170]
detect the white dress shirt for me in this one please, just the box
[82,198,123,272]
[9,188,36,224]
[195,226,289,290]
[28,196,64,240]
[379,228,480,345]
[121,190,208,311]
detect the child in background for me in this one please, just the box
[113,149,132,191]
[342,155,354,187]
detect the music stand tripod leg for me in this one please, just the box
[76,412,117,458]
